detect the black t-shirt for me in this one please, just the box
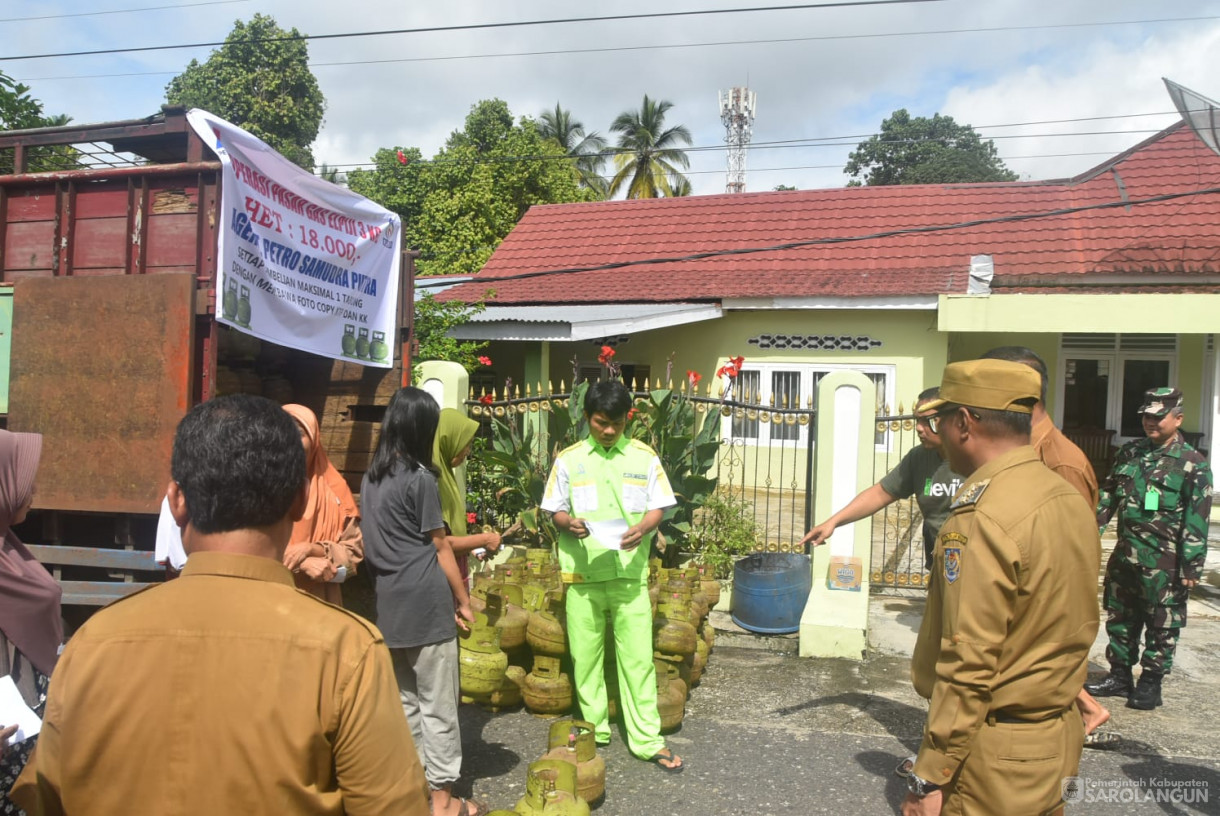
[360,460,452,648]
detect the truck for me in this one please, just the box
[0,106,414,617]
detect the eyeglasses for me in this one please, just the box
[921,407,980,435]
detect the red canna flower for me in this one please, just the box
[686,369,702,387]
[466,512,478,524]
[478,394,494,405]
[627,407,638,420]
[598,345,616,365]
[478,355,492,366]
[717,355,745,379]
[396,149,408,165]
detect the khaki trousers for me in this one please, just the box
[941,709,1083,816]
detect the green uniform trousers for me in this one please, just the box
[565,577,664,760]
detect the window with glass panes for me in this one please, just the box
[722,363,895,447]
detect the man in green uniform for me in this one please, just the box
[902,360,1100,816]
[540,381,684,772]
[1085,387,1213,710]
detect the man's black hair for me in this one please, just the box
[584,380,633,419]
[367,386,439,484]
[171,394,306,534]
[980,346,1048,404]
[916,387,939,406]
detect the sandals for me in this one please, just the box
[894,755,916,778]
[647,747,685,774]
[1083,730,1121,749]
[433,798,487,816]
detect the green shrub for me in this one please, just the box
[686,491,760,579]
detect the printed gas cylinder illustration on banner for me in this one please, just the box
[355,327,370,359]
[370,329,389,362]
[341,324,357,356]
[236,285,252,327]
[222,279,239,321]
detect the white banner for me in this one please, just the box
[187,109,401,367]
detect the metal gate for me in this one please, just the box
[868,411,932,590]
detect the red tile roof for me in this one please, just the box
[439,123,1220,305]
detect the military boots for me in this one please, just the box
[1128,671,1163,710]
[1084,666,1133,697]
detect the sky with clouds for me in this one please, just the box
[4,0,1220,195]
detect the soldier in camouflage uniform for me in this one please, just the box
[1085,387,1213,710]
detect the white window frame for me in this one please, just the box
[1055,336,1178,446]
[719,362,896,450]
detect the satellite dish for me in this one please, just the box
[1164,77,1220,158]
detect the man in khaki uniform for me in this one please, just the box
[13,395,430,816]
[902,360,1101,816]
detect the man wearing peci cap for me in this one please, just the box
[902,360,1101,816]
[1085,387,1213,711]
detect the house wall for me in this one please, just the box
[949,331,1209,436]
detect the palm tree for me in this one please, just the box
[607,95,692,199]
[538,104,608,197]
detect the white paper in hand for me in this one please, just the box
[0,674,42,745]
[584,518,629,550]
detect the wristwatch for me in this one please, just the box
[907,773,941,797]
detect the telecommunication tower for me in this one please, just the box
[719,87,757,193]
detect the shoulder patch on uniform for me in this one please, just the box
[558,440,585,456]
[950,478,990,509]
[626,438,658,455]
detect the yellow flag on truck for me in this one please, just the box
[186,109,401,367]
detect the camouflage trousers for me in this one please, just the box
[1101,548,1188,674]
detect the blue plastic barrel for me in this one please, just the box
[730,553,812,634]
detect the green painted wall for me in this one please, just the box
[480,310,950,411]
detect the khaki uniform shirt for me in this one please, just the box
[911,446,1100,785]
[1031,414,1100,507]
[12,552,429,816]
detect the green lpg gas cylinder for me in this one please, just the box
[514,759,589,816]
[370,330,389,361]
[341,324,357,356]
[541,719,606,804]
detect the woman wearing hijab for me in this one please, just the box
[0,430,61,815]
[433,408,501,583]
[281,405,363,604]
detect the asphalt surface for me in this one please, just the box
[451,537,1220,816]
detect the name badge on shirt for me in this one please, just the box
[1144,488,1159,511]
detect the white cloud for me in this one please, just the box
[7,0,1220,194]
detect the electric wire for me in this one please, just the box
[413,185,1220,290]
[14,14,1220,80]
[0,0,945,62]
[0,0,248,23]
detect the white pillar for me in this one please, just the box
[800,370,876,659]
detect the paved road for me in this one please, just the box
[455,579,1220,815]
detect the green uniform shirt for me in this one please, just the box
[541,434,676,583]
[1097,433,1213,580]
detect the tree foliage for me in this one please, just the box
[608,95,692,199]
[0,71,78,174]
[412,291,488,375]
[538,103,608,196]
[165,14,325,170]
[844,109,1017,186]
[348,99,594,278]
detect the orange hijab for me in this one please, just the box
[283,405,359,544]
